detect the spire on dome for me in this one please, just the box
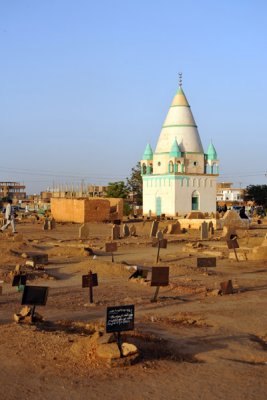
[142,143,153,160]
[207,142,217,160]
[178,72,182,87]
[169,138,181,157]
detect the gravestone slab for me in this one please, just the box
[79,223,90,240]
[50,218,56,230]
[43,219,49,230]
[111,224,120,240]
[156,230,164,240]
[200,221,209,240]
[150,221,159,238]
[123,223,130,238]
[167,222,181,234]
[220,280,234,295]
[129,224,136,236]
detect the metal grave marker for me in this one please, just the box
[197,257,217,271]
[106,304,135,333]
[227,238,239,261]
[106,304,135,355]
[21,285,49,319]
[82,270,98,303]
[150,266,169,302]
[12,274,27,292]
[105,242,118,262]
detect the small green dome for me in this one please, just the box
[207,142,217,160]
[169,139,181,157]
[142,143,153,160]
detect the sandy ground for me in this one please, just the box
[1,219,267,400]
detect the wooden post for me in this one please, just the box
[151,286,160,302]
[88,270,94,303]
[233,247,239,262]
[156,241,160,263]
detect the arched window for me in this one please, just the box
[142,163,147,174]
[168,161,174,173]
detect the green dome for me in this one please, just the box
[207,142,217,160]
[169,138,181,157]
[142,143,153,160]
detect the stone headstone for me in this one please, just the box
[79,223,90,240]
[123,223,130,238]
[167,222,181,234]
[208,221,214,235]
[50,218,56,230]
[111,224,120,240]
[129,224,136,236]
[43,218,49,230]
[156,230,164,240]
[200,221,209,240]
[150,221,159,237]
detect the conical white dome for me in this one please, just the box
[155,86,204,154]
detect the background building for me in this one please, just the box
[216,182,244,207]
[0,182,26,201]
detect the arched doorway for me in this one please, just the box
[192,191,200,210]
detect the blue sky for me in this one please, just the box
[0,0,266,193]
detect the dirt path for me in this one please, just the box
[1,222,267,399]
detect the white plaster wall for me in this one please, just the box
[143,175,217,216]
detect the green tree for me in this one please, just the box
[244,185,267,208]
[126,162,143,205]
[105,181,128,198]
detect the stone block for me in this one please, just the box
[121,342,138,357]
[97,333,117,345]
[96,343,121,360]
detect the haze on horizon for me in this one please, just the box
[1,0,267,194]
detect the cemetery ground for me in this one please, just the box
[1,220,267,400]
